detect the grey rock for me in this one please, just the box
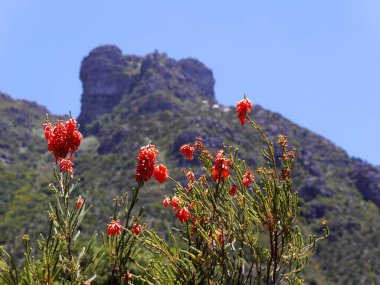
[78,46,216,128]
[351,159,380,207]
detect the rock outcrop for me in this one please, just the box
[78,45,216,128]
[352,158,380,206]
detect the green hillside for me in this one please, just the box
[0,46,379,284]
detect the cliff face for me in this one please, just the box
[78,45,215,128]
[1,46,380,284]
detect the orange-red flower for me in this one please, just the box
[170,196,181,212]
[211,150,230,182]
[132,222,143,236]
[107,220,123,236]
[153,164,169,183]
[60,158,74,177]
[236,97,253,126]
[242,168,255,187]
[180,144,195,160]
[176,207,190,224]
[135,145,159,182]
[77,196,84,209]
[43,118,83,162]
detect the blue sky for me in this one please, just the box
[0,1,379,165]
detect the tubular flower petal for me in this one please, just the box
[107,220,123,236]
[77,197,84,209]
[153,164,169,183]
[176,207,190,224]
[132,222,143,236]
[60,158,74,177]
[170,196,181,212]
[180,144,195,160]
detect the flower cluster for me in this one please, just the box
[236,97,253,126]
[107,220,123,236]
[136,145,168,184]
[242,168,255,187]
[180,144,195,160]
[60,158,74,177]
[211,150,230,182]
[135,145,159,182]
[132,222,143,236]
[43,117,83,177]
[44,118,83,162]
[163,196,191,224]
[176,207,190,224]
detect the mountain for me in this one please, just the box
[1,45,380,284]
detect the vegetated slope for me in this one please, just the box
[0,93,64,257]
[1,45,380,284]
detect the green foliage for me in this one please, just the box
[0,91,379,283]
[0,166,102,284]
[140,118,328,285]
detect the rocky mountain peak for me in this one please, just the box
[78,45,216,127]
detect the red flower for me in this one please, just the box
[65,118,83,155]
[211,150,230,182]
[59,158,74,177]
[153,164,169,183]
[186,171,195,181]
[107,220,123,236]
[236,97,253,126]
[163,197,170,207]
[176,207,190,224]
[170,196,181,212]
[77,196,84,209]
[135,145,159,182]
[180,144,195,160]
[230,184,237,196]
[242,168,255,187]
[43,118,83,162]
[132,222,143,236]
